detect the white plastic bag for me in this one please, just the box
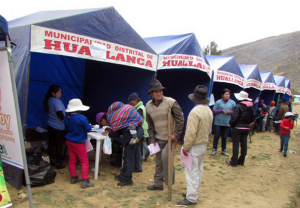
[103,136,112,155]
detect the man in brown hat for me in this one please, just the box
[177,85,213,206]
[146,79,184,191]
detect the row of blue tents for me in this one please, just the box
[1,7,292,128]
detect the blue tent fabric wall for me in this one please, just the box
[259,71,276,105]
[274,75,286,103]
[284,78,291,101]
[144,33,211,122]
[9,7,156,127]
[206,56,244,103]
[239,64,262,111]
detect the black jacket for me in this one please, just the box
[229,101,255,128]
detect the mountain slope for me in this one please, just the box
[222,31,300,94]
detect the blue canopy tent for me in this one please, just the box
[283,78,291,101]
[0,15,10,42]
[259,71,276,106]
[206,56,244,103]
[274,75,286,103]
[144,33,212,121]
[8,7,157,127]
[239,64,262,111]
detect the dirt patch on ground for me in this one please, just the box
[7,104,300,208]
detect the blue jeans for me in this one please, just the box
[280,134,290,154]
[213,125,229,151]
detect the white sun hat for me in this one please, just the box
[65,99,90,112]
[285,112,294,118]
[234,91,252,101]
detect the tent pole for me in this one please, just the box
[6,35,34,208]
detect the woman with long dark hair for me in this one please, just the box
[43,84,66,169]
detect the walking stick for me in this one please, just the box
[168,107,174,201]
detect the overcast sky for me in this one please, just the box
[1,0,299,50]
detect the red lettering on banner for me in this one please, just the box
[126,56,136,64]
[64,43,78,53]
[115,53,126,62]
[145,60,152,67]
[137,58,144,65]
[78,46,91,55]
[44,39,62,51]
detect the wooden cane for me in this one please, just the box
[167,107,174,201]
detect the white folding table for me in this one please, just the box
[87,132,106,180]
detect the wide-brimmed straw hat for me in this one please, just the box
[234,91,252,101]
[188,85,210,104]
[148,79,166,94]
[65,99,90,112]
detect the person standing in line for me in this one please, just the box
[267,101,276,132]
[275,99,289,135]
[279,112,294,156]
[43,85,66,169]
[128,92,149,169]
[211,88,236,156]
[177,85,213,206]
[226,91,255,167]
[64,99,94,188]
[146,79,184,191]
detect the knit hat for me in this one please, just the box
[95,112,105,124]
[270,101,275,106]
[128,92,139,104]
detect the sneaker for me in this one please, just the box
[114,175,122,181]
[117,180,133,187]
[221,151,229,156]
[211,149,217,155]
[70,176,81,184]
[177,198,197,205]
[283,154,287,157]
[226,160,237,167]
[147,185,164,191]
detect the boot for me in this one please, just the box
[81,179,94,188]
[70,176,81,184]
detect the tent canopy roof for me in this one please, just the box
[285,78,291,89]
[206,55,243,78]
[9,7,155,53]
[144,33,206,58]
[274,75,285,87]
[239,64,262,82]
[259,71,276,84]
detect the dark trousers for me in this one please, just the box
[230,128,248,166]
[213,125,229,151]
[47,125,65,165]
[119,128,136,182]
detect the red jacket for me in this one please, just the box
[280,119,293,135]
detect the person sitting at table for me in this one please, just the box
[99,101,143,187]
[64,98,94,188]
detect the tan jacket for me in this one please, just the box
[183,104,213,151]
[277,104,289,120]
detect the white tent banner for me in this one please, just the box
[213,70,244,88]
[244,79,262,91]
[30,25,157,71]
[276,86,285,94]
[0,50,23,169]
[285,88,292,95]
[157,54,212,78]
[261,82,277,90]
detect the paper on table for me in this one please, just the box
[147,143,161,155]
[180,146,192,170]
[86,137,93,152]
